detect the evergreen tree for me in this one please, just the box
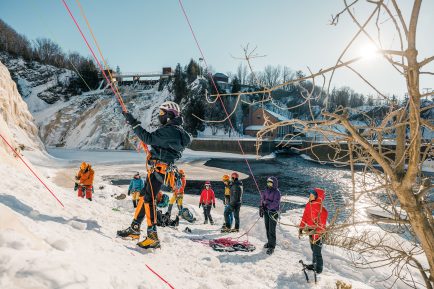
[186,59,200,83]
[173,63,188,103]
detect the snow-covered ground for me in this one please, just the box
[1,145,428,289]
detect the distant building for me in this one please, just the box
[213,72,229,83]
[243,106,294,139]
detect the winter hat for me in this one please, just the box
[222,174,230,182]
[267,177,274,183]
[205,181,211,186]
[231,172,239,179]
[306,188,318,199]
[80,162,87,170]
[134,172,140,177]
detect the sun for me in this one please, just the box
[359,44,379,59]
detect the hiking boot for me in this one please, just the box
[306,264,315,271]
[117,226,140,239]
[263,243,270,249]
[266,248,274,255]
[230,228,239,233]
[137,231,160,249]
[204,220,208,224]
[221,227,231,233]
[210,221,214,225]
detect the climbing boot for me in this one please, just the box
[117,221,140,239]
[137,231,161,249]
[266,248,274,255]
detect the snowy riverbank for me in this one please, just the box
[0,148,426,289]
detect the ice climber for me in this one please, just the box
[75,162,94,201]
[128,172,144,208]
[117,101,192,249]
[167,169,186,218]
[259,176,281,255]
[222,172,243,233]
[221,174,233,229]
[199,181,216,225]
[299,188,328,274]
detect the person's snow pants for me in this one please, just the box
[310,237,323,274]
[225,203,241,229]
[132,171,164,233]
[203,205,213,223]
[264,210,278,248]
[78,185,92,200]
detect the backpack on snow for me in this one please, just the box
[180,208,196,223]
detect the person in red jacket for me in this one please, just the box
[199,181,216,225]
[299,188,328,274]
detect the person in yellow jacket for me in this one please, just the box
[75,162,94,201]
[167,169,186,218]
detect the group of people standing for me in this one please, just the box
[73,100,328,274]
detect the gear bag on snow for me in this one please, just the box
[180,208,196,223]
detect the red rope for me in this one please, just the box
[61,0,126,112]
[145,264,175,289]
[177,0,262,196]
[0,132,64,207]
[61,0,151,156]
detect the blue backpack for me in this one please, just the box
[181,208,196,223]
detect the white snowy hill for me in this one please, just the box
[0,58,428,289]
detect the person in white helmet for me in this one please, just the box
[117,101,192,249]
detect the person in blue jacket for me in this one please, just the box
[259,176,281,255]
[128,172,144,208]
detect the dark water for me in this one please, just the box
[112,155,354,220]
[188,155,350,220]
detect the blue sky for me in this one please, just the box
[1,0,433,97]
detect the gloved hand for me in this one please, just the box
[199,203,202,208]
[74,182,78,191]
[75,176,80,180]
[298,228,303,239]
[213,203,215,208]
[259,206,264,218]
[128,190,131,196]
[122,111,140,127]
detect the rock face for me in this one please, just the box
[0,52,75,113]
[0,60,42,163]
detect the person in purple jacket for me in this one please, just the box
[259,176,281,255]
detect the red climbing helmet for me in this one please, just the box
[231,172,239,179]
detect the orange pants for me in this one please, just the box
[78,185,93,199]
[133,171,164,228]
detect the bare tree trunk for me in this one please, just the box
[398,1,434,280]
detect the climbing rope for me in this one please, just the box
[74,0,122,97]
[177,0,266,242]
[177,0,262,197]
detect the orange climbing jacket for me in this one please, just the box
[77,163,94,186]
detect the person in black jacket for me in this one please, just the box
[222,172,243,233]
[117,101,192,249]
